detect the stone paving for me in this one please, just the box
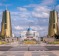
[0,51,59,56]
[0,42,59,56]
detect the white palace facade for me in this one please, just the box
[20,27,39,41]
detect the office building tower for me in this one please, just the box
[1,10,12,37]
[48,10,58,37]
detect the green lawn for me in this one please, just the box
[23,40,37,44]
[0,41,7,45]
[48,41,59,44]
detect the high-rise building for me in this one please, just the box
[48,10,58,37]
[1,10,12,37]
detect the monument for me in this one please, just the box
[1,9,12,37]
[48,10,58,37]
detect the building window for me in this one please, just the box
[5,24,7,29]
[53,24,55,29]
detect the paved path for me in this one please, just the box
[39,42,47,46]
[0,41,59,56]
[24,51,32,56]
[0,51,59,56]
[0,42,59,51]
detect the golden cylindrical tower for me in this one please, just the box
[1,10,12,37]
[48,10,58,37]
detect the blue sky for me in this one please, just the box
[0,0,59,37]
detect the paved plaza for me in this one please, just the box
[0,41,59,56]
[0,51,59,56]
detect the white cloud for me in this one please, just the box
[11,3,54,37]
[31,26,45,31]
[32,12,49,18]
[14,26,24,30]
[24,0,55,8]
[23,5,51,19]
[56,5,59,11]
[16,5,50,20]
[41,0,55,6]
[0,0,58,37]
[34,6,50,12]
[17,7,27,11]
[11,5,51,37]
[11,12,19,16]
[32,6,50,18]
[14,25,48,32]
[13,25,48,37]
[11,7,35,26]
[18,12,30,19]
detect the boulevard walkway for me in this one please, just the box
[0,51,59,56]
[0,41,59,56]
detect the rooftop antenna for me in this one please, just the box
[5,4,11,10]
[6,5,8,10]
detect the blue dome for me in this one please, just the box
[27,27,32,31]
